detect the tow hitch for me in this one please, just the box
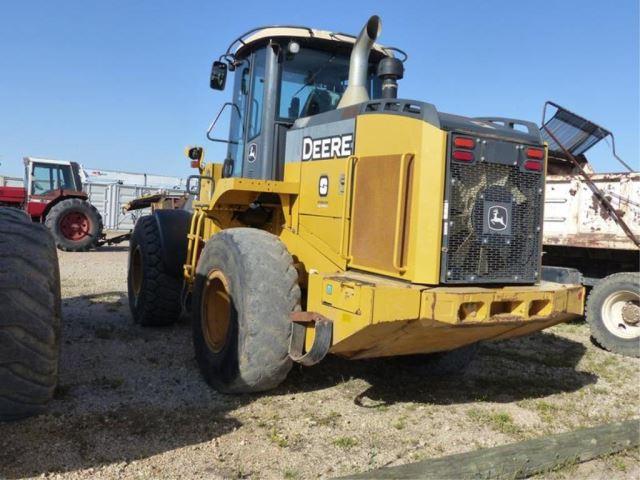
[289,312,333,366]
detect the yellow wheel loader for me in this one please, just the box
[128,16,584,393]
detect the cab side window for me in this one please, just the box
[31,164,75,194]
[248,51,266,139]
[227,61,250,176]
[32,165,54,194]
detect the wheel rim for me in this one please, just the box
[131,246,143,297]
[59,211,91,241]
[202,270,232,353]
[601,290,640,340]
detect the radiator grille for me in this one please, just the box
[441,143,544,284]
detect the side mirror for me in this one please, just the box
[185,146,203,169]
[210,61,227,90]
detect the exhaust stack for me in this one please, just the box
[337,15,382,109]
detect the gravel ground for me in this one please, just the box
[0,246,638,479]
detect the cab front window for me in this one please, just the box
[279,49,381,121]
[31,163,75,195]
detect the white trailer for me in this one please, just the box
[84,182,185,231]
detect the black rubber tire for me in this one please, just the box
[586,272,640,358]
[192,228,301,393]
[45,197,103,252]
[0,207,61,421]
[398,344,479,377]
[127,215,183,326]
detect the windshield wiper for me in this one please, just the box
[292,54,337,99]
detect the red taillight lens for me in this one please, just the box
[452,150,474,162]
[524,160,543,171]
[526,147,544,159]
[454,136,475,149]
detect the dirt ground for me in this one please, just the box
[1,247,638,479]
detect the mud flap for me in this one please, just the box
[289,312,333,366]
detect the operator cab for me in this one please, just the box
[24,157,82,197]
[207,24,404,180]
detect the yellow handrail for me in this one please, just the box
[184,210,206,283]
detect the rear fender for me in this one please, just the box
[40,193,88,220]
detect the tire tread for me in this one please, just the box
[0,208,61,421]
[127,215,182,326]
[193,228,301,393]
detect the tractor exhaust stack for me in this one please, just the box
[338,15,382,109]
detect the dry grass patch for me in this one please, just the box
[467,408,522,436]
[334,436,358,449]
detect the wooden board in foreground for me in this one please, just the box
[339,419,639,479]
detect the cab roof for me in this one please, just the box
[23,156,72,166]
[225,25,405,61]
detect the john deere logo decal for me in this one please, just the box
[318,175,329,197]
[488,205,508,231]
[248,143,257,163]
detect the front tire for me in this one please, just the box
[0,208,61,421]
[586,272,639,358]
[45,198,103,251]
[127,215,183,326]
[192,228,301,393]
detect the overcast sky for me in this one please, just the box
[1,0,638,178]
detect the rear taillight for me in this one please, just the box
[526,147,544,159]
[454,136,475,149]
[524,160,543,171]
[452,150,474,162]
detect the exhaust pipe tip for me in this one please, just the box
[338,15,383,109]
[365,15,382,41]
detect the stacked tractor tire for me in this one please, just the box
[0,207,61,421]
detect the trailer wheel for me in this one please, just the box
[192,228,300,393]
[586,272,640,358]
[0,207,61,421]
[127,215,183,326]
[45,198,103,251]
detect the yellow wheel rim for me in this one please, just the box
[202,270,232,352]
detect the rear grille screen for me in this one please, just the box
[441,136,544,284]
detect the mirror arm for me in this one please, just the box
[186,175,215,197]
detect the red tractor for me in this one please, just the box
[0,157,103,251]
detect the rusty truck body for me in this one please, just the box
[544,171,639,257]
[540,102,639,357]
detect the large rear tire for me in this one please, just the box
[45,197,103,252]
[0,207,61,421]
[127,215,183,326]
[586,272,639,358]
[192,228,300,393]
